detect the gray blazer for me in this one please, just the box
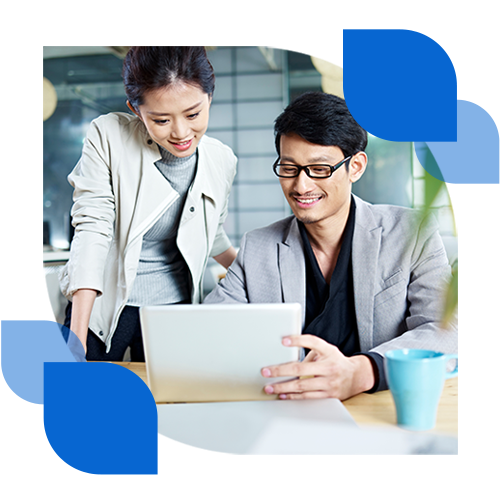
[205,195,458,356]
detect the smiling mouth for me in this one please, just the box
[293,196,322,207]
[296,197,320,203]
[169,139,193,151]
[171,139,192,145]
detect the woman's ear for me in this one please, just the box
[127,100,141,118]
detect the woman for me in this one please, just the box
[60,47,237,361]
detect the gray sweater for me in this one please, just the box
[127,146,197,306]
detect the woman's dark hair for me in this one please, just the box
[122,46,215,110]
[274,91,367,158]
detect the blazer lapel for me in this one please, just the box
[184,139,219,244]
[128,137,179,243]
[189,139,217,203]
[352,196,382,352]
[278,218,307,327]
[177,140,220,298]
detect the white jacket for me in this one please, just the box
[60,112,237,351]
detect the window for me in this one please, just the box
[43,45,455,291]
[204,47,290,243]
[43,47,128,249]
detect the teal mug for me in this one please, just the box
[384,349,458,431]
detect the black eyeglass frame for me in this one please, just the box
[272,156,353,179]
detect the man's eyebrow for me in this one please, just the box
[146,101,204,116]
[280,155,337,164]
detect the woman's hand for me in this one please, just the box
[213,246,237,269]
[69,289,98,354]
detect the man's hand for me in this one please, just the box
[261,334,375,401]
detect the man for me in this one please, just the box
[204,91,457,401]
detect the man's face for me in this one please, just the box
[278,133,365,227]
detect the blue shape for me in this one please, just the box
[344,29,457,141]
[414,142,444,181]
[44,362,157,474]
[61,325,87,362]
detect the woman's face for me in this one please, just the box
[130,82,211,158]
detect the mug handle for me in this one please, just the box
[444,353,458,379]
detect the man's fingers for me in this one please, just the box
[264,373,331,395]
[261,362,326,378]
[282,334,337,355]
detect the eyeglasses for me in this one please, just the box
[273,156,352,179]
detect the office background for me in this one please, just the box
[43,46,456,322]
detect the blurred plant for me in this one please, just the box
[416,144,458,329]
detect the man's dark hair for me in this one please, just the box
[274,91,368,158]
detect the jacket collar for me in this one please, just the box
[143,133,219,203]
[192,136,218,203]
[351,195,383,351]
[279,217,307,326]
[277,196,383,345]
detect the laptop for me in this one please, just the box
[139,303,301,403]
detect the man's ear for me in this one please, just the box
[349,152,368,183]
